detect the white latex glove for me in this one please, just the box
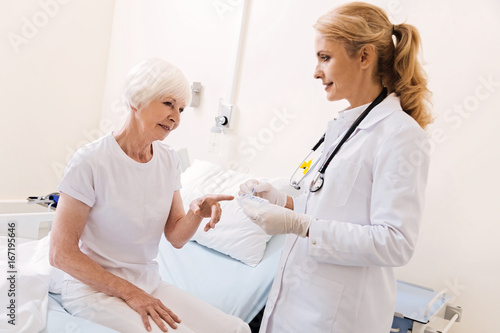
[238,179,287,207]
[242,204,312,237]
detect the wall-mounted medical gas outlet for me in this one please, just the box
[216,103,233,128]
[190,82,202,108]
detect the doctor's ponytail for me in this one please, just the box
[390,23,433,129]
[314,2,433,129]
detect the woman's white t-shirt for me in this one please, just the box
[57,133,181,293]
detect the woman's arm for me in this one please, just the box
[164,191,233,248]
[49,193,180,332]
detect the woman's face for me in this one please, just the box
[314,33,362,103]
[136,96,186,141]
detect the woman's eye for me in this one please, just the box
[321,55,330,62]
[163,101,173,107]
[179,108,184,113]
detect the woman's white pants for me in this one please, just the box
[61,279,250,333]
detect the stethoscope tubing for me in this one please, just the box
[291,87,388,192]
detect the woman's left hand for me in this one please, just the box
[189,194,234,231]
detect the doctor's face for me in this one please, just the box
[313,33,362,103]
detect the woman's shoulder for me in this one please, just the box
[154,140,177,156]
[70,134,113,164]
[371,110,428,162]
[153,141,181,165]
[377,95,426,137]
[388,109,424,132]
[366,101,428,156]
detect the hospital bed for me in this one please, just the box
[0,159,290,332]
[0,159,462,333]
[391,281,463,333]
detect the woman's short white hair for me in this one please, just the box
[123,58,191,110]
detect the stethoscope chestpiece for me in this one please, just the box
[310,172,324,193]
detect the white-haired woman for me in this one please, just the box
[239,2,433,333]
[50,58,250,333]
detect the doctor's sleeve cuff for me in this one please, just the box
[307,218,390,266]
[308,219,325,253]
[292,192,308,214]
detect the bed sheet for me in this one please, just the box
[0,236,119,333]
[156,235,286,323]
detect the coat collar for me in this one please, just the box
[357,92,401,130]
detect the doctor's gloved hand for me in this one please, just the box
[239,179,287,207]
[242,204,312,237]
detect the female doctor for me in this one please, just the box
[239,2,433,333]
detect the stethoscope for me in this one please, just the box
[290,87,388,192]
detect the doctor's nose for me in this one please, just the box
[314,69,323,80]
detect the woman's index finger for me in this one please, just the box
[211,194,234,202]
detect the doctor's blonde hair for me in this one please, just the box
[314,2,433,129]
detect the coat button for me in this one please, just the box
[312,240,317,245]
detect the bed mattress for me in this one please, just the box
[156,235,285,323]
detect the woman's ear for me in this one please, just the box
[359,44,376,70]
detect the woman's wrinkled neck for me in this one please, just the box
[113,114,154,163]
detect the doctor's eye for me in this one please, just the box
[321,55,330,62]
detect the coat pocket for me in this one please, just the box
[320,158,361,207]
[283,274,344,333]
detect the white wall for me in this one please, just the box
[100,0,247,168]
[0,0,115,199]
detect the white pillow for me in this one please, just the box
[179,160,296,267]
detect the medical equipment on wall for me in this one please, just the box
[27,192,60,210]
[190,82,202,108]
[289,87,388,192]
[209,123,224,153]
[391,281,463,333]
[209,99,233,153]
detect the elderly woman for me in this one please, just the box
[49,58,250,333]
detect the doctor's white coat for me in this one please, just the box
[260,94,430,333]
